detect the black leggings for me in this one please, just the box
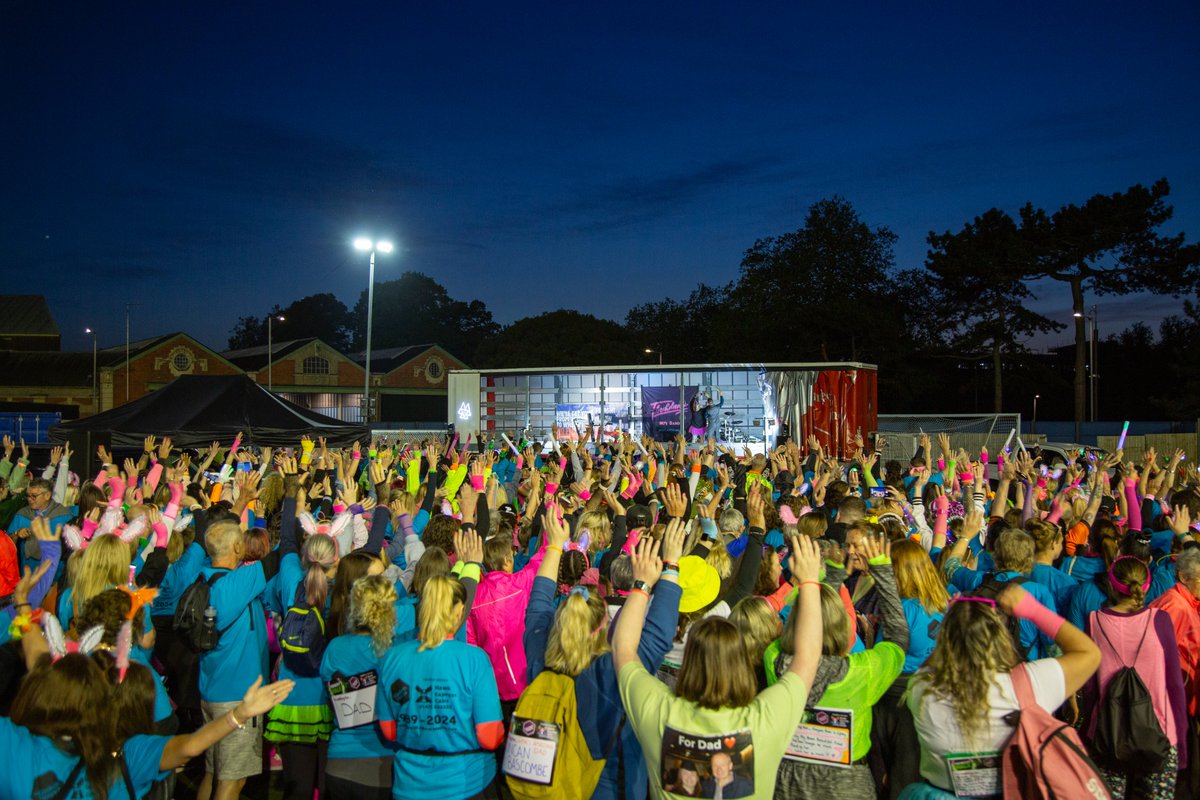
[278,741,328,800]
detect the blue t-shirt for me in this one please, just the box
[151,542,207,618]
[376,638,502,798]
[901,597,944,673]
[320,634,399,761]
[950,568,1058,659]
[1030,563,1078,612]
[132,646,173,723]
[0,718,169,799]
[1067,578,1108,631]
[198,563,269,703]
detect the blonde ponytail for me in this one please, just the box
[417,575,465,651]
[302,533,337,610]
[543,586,609,676]
[349,575,399,655]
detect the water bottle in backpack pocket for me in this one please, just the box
[174,572,230,652]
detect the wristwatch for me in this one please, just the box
[632,579,650,593]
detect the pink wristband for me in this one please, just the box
[544,483,559,496]
[470,475,485,491]
[333,503,346,515]
[578,489,592,501]
[1011,592,1065,640]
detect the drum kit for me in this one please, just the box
[721,411,747,443]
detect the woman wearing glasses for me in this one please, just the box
[900,583,1101,799]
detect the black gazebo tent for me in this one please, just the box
[50,375,370,451]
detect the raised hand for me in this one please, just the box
[661,517,686,563]
[662,482,687,518]
[454,527,484,564]
[630,534,663,589]
[787,534,821,584]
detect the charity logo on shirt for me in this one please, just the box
[391,676,461,730]
[660,726,754,799]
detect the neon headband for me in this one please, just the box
[1108,556,1150,596]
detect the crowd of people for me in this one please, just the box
[1,425,1199,799]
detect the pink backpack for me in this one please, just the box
[1002,664,1112,800]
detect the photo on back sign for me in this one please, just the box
[660,726,754,798]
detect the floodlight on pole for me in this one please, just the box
[353,238,395,423]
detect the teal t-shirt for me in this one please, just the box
[0,718,170,799]
[198,563,269,703]
[320,633,399,761]
[376,638,502,798]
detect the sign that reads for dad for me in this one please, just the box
[502,716,561,786]
[327,669,378,730]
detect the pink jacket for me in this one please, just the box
[466,544,546,701]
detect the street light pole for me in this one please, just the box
[1090,305,1099,422]
[85,328,97,414]
[365,248,376,421]
[354,238,394,424]
[645,348,662,365]
[267,314,284,392]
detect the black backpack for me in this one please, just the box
[279,583,328,677]
[173,572,241,652]
[1089,614,1171,773]
[972,574,1032,661]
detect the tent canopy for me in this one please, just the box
[50,375,370,449]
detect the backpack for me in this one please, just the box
[279,583,327,677]
[973,574,1031,661]
[173,572,240,652]
[1001,663,1112,800]
[1088,613,1171,772]
[503,670,620,800]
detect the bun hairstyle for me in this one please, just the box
[1106,556,1149,608]
[544,586,609,676]
[302,533,338,610]
[350,574,399,655]
[417,574,466,651]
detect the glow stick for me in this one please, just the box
[1001,428,1016,453]
[1117,421,1130,451]
[500,433,520,457]
[1016,437,1026,453]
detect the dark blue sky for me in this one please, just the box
[3,2,1198,353]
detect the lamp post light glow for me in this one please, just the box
[645,348,663,365]
[354,238,394,422]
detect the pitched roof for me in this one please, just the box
[0,295,60,338]
[222,338,319,371]
[97,332,240,371]
[354,344,460,374]
[0,350,122,386]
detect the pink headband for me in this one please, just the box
[778,505,798,526]
[1108,556,1150,596]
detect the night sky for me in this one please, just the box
[3,2,1198,353]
